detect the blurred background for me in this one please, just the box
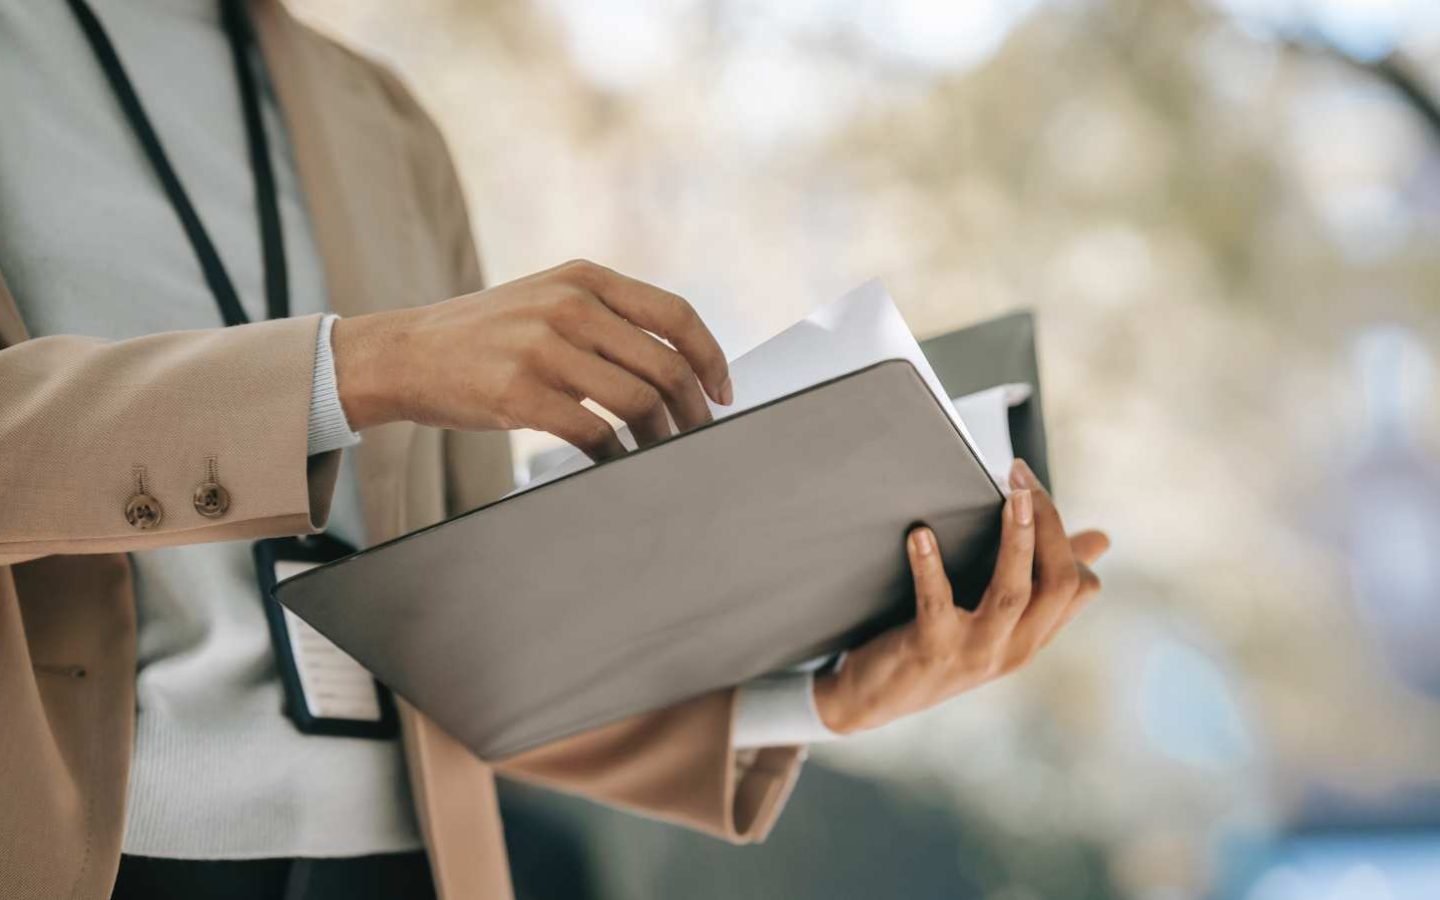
[292,0,1440,897]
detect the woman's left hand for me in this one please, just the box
[812,459,1109,735]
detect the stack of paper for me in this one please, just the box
[521,279,1028,492]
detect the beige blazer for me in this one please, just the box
[0,3,803,897]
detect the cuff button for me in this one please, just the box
[124,494,164,530]
[193,481,231,518]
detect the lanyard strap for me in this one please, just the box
[67,0,288,326]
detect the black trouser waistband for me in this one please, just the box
[110,851,435,900]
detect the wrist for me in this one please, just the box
[812,672,861,735]
[332,312,402,432]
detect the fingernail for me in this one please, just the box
[910,528,935,557]
[719,376,734,406]
[1010,458,1038,490]
[1011,489,1033,526]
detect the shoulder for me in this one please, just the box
[273,3,451,152]
[266,2,482,292]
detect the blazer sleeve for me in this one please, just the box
[0,314,340,564]
[494,689,805,844]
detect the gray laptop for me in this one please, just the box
[276,314,1044,760]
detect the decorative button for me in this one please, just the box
[193,481,231,518]
[124,493,164,530]
[192,457,230,518]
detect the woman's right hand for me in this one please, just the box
[332,259,733,460]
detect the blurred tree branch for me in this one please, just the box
[1350,52,1440,141]
[1282,33,1440,144]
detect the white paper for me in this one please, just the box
[951,383,1032,487]
[274,559,383,722]
[518,279,1006,493]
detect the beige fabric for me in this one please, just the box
[0,2,803,898]
[0,316,340,563]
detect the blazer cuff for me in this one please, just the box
[716,690,808,843]
[0,315,341,557]
[730,743,806,841]
[492,688,805,845]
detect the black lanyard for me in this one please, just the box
[67,0,288,326]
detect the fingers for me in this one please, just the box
[1029,490,1078,607]
[566,302,714,431]
[1002,459,1111,659]
[1039,563,1102,649]
[975,489,1036,630]
[546,339,673,446]
[1070,530,1110,566]
[907,526,957,652]
[566,261,732,406]
[1008,460,1080,655]
[524,384,626,462]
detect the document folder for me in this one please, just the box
[277,315,1045,760]
[921,310,1050,490]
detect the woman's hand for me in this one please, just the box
[332,259,733,460]
[813,459,1109,735]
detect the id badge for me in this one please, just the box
[253,534,399,739]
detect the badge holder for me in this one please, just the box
[254,534,399,739]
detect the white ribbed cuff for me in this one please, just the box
[732,670,840,750]
[308,314,361,456]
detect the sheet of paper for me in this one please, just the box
[952,383,1031,488]
[519,279,998,493]
[274,559,383,722]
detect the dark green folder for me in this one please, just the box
[921,310,1050,491]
